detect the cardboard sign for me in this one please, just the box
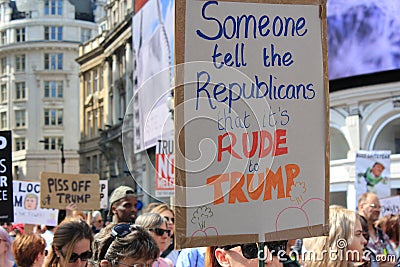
[13,181,58,226]
[355,150,391,204]
[156,139,175,197]
[100,180,108,209]
[175,0,329,248]
[0,131,13,222]
[379,196,400,217]
[40,172,100,210]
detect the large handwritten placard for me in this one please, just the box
[175,0,329,248]
[40,172,100,210]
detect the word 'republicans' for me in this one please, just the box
[196,71,315,112]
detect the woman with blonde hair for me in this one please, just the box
[135,213,174,267]
[303,206,367,267]
[149,203,179,264]
[45,218,93,267]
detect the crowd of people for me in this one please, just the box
[1,186,399,267]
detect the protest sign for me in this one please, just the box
[0,131,13,222]
[380,196,400,217]
[355,150,391,204]
[156,139,175,197]
[100,180,108,209]
[175,0,329,248]
[40,172,100,210]
[13,181,58,226]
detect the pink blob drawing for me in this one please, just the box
[275,198,325,231]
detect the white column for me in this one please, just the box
[125,42,133,115]
[346,105,361,159]
[112,54,120,123]
[104,60,112,125]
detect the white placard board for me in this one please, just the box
[13,181,58,226]
[100,180,108,209]
[175,0,329,248]
[380,196,400,217]
[355,150,391,205]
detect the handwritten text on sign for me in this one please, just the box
[40,172,100,210]
[176,0,328,247]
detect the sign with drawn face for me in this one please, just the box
[13,181,58,226]
[174,0,329,248]
[40,172,100,210]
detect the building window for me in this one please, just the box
[0,84,7,103]
[15,28,25,42]
[44,26,63,41]
[15,55,25,72]
[44,81,63,98]
[43,136,63,150]
[44,108,63,126]
[0,112,7,129]
[93,69,98,93]
[15,137,25,151]
[87,110,92,137]
[93,155,98,174]
[0,31,6,45]
[45,0,63,15]
[86,72,92,96]
[15,82,26,100]
[0,57,6,74]
[15,110,26,128]
[44,53,63,70]
[81,28,92,43]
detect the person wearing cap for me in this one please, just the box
[108,186,138,224]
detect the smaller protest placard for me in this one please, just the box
[100,180,108,209]
[355,150,391,205]
[156,139,174,197]
[380,196,400,217]
[40,172,100,210]
[13,181,58,226]
[0,131,13,222]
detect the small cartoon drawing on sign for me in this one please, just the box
[289,181,307,205]
[190,206,218,242]
[24,193,38,210]
[358,162,388,193]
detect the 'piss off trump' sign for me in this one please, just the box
[174,0,329,248]
[40,172,100,210]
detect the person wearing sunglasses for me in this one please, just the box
[135,213,174,267]
[12,233,47,267]
[91,223,159,267]
[46,217,94,267]
[206,242,293,267]
[90,211,105,235]
[149,203,179,265]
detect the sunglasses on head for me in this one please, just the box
[60,250,92,263]
[150,228,171,237]
[163,216,174,224]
